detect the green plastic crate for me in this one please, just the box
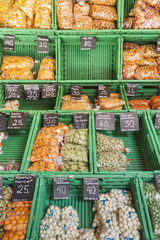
[0,174,39,240]
[0,81,60,111]
[23,111,93,175]
[57,83,127,111]
[0,35,57,80]
[54,0,121,34]
[121,0,160,34]
[92,112,160,174]
[58,35,121,81]
[138,174,160,240]
[30,176,149,240]
[122,83,160,112]
[0,112,36,174]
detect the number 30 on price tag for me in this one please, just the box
[120,112,139,131]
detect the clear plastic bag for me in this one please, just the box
[139,44,157,57]
[62,94,90,103]
[128,99,149,106]
[61,100,92,111]
[1,100,20,110]
[38,57,56,70]
[74,3,90,20]
[123,17,134,29]
[88,0,117,5]
[14,0,36,20]
[90,5,117,21]
[130,105,151,110]
[34,8,52,29]
[27,160,58,171]
[61,143,88,162]
[142,57,157,66]
[56,0,73,30]
[1,56,34,71]
[1,69,33,80]
[8,7,27,29]
[156,56,160,65]
[35,0,52,11]
[37,57,55,80]
[74,16,93,30]
[98,98,125,110]
[61,161,88,172]
[30,145,59,162]
[135,66,159,80]
[0,0,14,12]
[65,129,88,147]
[150,95,160,106]
[32,132,58,150]
[93,19,116,29]
[123,48,143,65]
[122,64,139,79]
[0,12,8,28]
[27,17,34,28]
[123,42,139,50]
[144,0,160,10]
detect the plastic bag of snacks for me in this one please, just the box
[98,98,125,110]
[123,42,139,49]
[61,143,88,162]
[88,0,117,5]
[0,0,14,12]
[61,160,88,171]
[65,129,88,147]
[74,3,90,20]
[139,44,157,57]
[1,69,33,80]
[32,132,58,150]
[93,19,116,29]
[56,0,73,30]
[61,100,92,111]
[14,0,36,20]
[74,16,93,30]
[34,8,52,29]
[0,100,20,111]
[129,99,149,106]
[8,7,27,28]
[123,48,143,65]
[0,12,8,28]
[0,161,21,171]
[90,5,117,21]
[30,145,59,162]
[27,17,34,28]
[122,64,139,79]
[37,57,55,80]
[62,94,90,103]
[35,0,52,11]
[27,160,58,171]
[130,105,151,110]
[135,66,159,80]
[1,56,34,71]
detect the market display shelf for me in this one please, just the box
[23,111,93,175]
[92,112,160,174]
[0,112,36,174]
[1,174,39,240]
[57,83,127,111]
[30,176,149,240]
[58,35,121,81]
[0,35,57,80]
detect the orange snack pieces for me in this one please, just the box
[1,69,33,80]
[30,145,59,162]
[27,161,58,171]
[90,5,117,21]
[128,99,149,106]
[135,66,159,80]
[1,56,34,71]
[37,57,55,80]
[74,16,93,30]
[32,132,58,150]
[8,7,27,29]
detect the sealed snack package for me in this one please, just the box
[96,133,124,153]
[128,0,145,17]
[61,143,88,162]
[135,66,159,80]
[123,48,143,65]
[130,105,151,110]
[0,0,14,12]
[32,132,58,150]
[34,8,52,29]
[74,16,93,30]
[1,69,33,80]
[0,12,8,28]
[35,0,52,11]
[14,0,36,20]
[61,100,92,111]
[128,99,149,106]
[150,95,160,105]
[74,3,89,19]
[61,160,88,171]
[98,98,125,110]
[123,42,139,49]
[30,145,59,162]
[90,5,117,21]
[38,57,56,70]
[144,0,160,10]
[27,17,34,28]
[37,57,55,80]
[62,94,90,103]
[56,0,74,30]
[156,56,160,65]
[93,19,116,29]
[123,17,134,29]
[27,161,58,171]
[139,44,157,57]
[1,56,34,71]
[122,64,139,79]
[0,100,20,110]
[152,103,160,110]
[8,7,27,29]
[142,57,157,66]
[65,129,88,147]
[97,151,127,171]
[88,0,117,5]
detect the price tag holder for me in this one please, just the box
[120,112,139,132]
[155,112,160,130]
[42,84,57,98]
[95,112,115,131]
[157,35,160,54]
[5,84,21,99]
[12,175,37,201]
[24,85,40,100]
[126,84,138,97]
[8,112,28,129]
[83,178,99,200]
[0,176,3,200]
[53,178,69,200]
[37,36,49,53]
[0,113,6,131]
[81,37,96,50]
[74,113,89,129]
[71,85,82,100]
[98,85,110,98]
[155,175,160,192]
[4,35,15,51]
[43,113,58,127]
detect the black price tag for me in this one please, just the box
[98,85,110,98]
[43,113,58,127]
[24,85,40,100]
[95,112,115,130]
[81,37,96,50]
[4,35,15,51]
[155,175,160,192]
[157,35,160,54]
[12,175,37,201]
[120,112,139,132]
[71,85,82,100]
[53,178,69,200]
[155,112,160,130]
[0,177,3,200]
[5,84,21,99]
[8,112,28,129]
[74,113,89,129]
[126,84,138,97]
[42,84,57,98]
[0,113,6,131]
[83,178,99,200]
[37,36,49,53]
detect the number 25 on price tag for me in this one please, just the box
[120,112,139,131]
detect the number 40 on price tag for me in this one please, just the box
[83,178,99,200]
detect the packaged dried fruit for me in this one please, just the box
[128,99,149,106]
[74,16,93,30]
[27,161,58,171]
[56,0,73,30]
[139,44,157,57]
[144,0,160,10]
[156,56,160,65]
[92,20,116,29]
[130,105,151,110]
[35,0,52,11]
[32,132,58,150]
[122,64,139,79]
[37,57,55,80]
[65,129,88,147]
[61,143,88,162]
[1,69,33,80]
[30,145,59,162]
[1,56,34,71]
[123,42,139,50]
[8,7,27,29]
[14,0,36,20]
[0,12,8,28]
[90,5,117,21]
[123,48,143,65]
[62,94,90,103]
[98,98,125,110]
[135,66,159,80]
[74,3,89,19]
[123,17,134,29]
[142,57,157,66]
[88,0,117,5]
[61,100,92,111]
[34,8,52,29]
[150,95,160,105]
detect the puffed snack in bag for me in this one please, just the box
[1,56,34,71]
[1,69,33,80]
[56,0,74,29]
[90,5,117,21]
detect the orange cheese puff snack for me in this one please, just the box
[30,145,59,162]
[27,161,58,171]
[1,56,34,71]
[35,0,52,11]
[61,100,92,111]
[32,133,58,150]
[123,42,139,50]
[1,69,33,80]
[88,0,117,5]
[34,8,52,29]
[14,0,36,20]
[8,7,27,29]
[128,99,149,106]
[74,16,93,30]
[90,5,117,21]
[62,94,90,103]
[99,98,125,110]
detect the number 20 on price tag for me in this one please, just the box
[120,112,139,131]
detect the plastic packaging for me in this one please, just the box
[88,0,117,5]
[92,19,116,29]
[123,42,139,50]
[135,66,159,80]
[152,103,160,110]
[65,129,88,147]
[32,132,58,150]
[1,69,33,80]
[61,160,88,171]
[0,161,21,171]
[37,57,55,80]
[61,143,88,162]
[123,17,134,29]
[30,145,59,162]
[61,100,92,111]
[74,3,89,20]
[98,98,125,110]
[74,16,93,30]
[78,229,96,240]
[142,57,157,66]
[27,161,58,171]
[56,0,74,30]
[123,48,143,65]
[122,64,139,79]
[0,12,8,28]
[128,99,149,106]
[62,94,90,103]
[150,95,160,105]
[8,7,27,29]
[34,8,52,29]
[0,100,20,110]
[35,0,52,11]
[0,0,14,12]
[139,44,157,57]
[130,105,151,110]
[1,56,34,71]
[145,0,160,10]
[27,17,34,28]
[90,5,117,21]
[96,133,124,153]
[14,0,36,20]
